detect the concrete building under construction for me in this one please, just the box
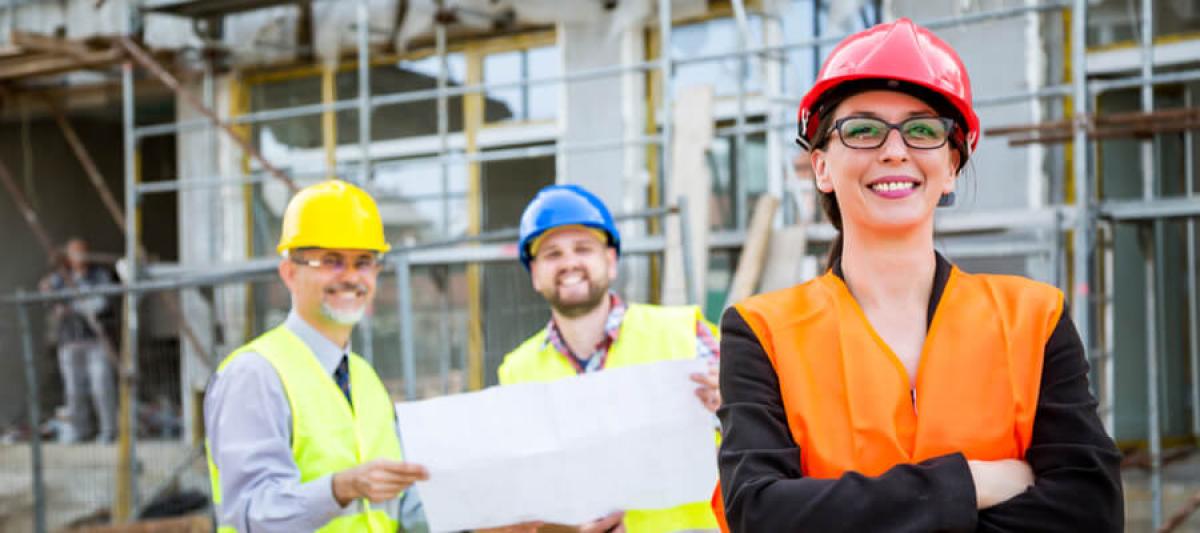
[0,0,1198,531]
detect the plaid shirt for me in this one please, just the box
[543,293,720,374]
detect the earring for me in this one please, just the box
[937,192,956,207]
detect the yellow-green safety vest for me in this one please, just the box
[499,303,721,533]
[206,325,403,533]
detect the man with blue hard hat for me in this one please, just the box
[498,183,722,533]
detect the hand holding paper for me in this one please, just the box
[394,359,719,532]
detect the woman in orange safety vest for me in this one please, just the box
[713,18,1123,532]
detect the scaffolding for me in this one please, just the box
[7,199,697,531]
[2,0,1199,530]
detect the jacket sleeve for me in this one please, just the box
[717,307,978,533]
[975,308,1124,532]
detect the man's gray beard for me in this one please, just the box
[546,279,609,319]
[320,301,366,325]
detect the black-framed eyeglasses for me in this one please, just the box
[289,251,383,273]
[832,116,955,150]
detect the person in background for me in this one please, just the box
[39,237,117,444]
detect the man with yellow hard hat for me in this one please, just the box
[204,180,429,532]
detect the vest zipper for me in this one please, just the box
[911,388,918,415]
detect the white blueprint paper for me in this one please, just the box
[394,358,718,532]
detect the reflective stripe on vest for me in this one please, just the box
[206,325,403,533]
[500,303,720,533]
[712,268,1061,531]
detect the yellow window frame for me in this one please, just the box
[231,28,559,392]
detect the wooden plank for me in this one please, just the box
[0,44,27,58]
[987,107,1200,141]
[0,51,61,69]
[724,194,779,307]
[0,48,122,80]
[758,223,814,293]
[0,155,53,254]
[144,0,304,19]
[662,85,714,306]
[757,153,816,293]
[68,514,211,533]
[44,94,127,230]
[117,36,297,192]
[11,30,94,59]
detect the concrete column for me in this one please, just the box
[559,16,652,301]
[175,72,250,442]
[558,15,645,212]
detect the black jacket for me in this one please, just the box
[717,255,1124,532]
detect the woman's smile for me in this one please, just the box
[866,175,922,199]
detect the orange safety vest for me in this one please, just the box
[713,266,1063,530]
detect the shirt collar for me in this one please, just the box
[285,310,351,376]
[542,292,627,352]
[603,294,627,340]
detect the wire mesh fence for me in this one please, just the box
[1,203,688,531]
[2,282,209,532]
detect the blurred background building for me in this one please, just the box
[0,0,1197,530]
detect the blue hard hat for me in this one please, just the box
[518,184,621,270]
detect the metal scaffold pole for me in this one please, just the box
[731,0,750,230]
[397,252,417,401]
[17,301,46,533]
[1138,0,1163,527]
[1068,0,1092,404]
[436,13,453,393]
[357,0,372,185]
[1187,79,1200,444]
[117,36,298,193]
[115,4,1096,204]
[116,56,141,524]
[658,0,673,192]
[356,0,376,365]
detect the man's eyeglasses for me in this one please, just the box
[832,116,955,150]
[288,251,383,273]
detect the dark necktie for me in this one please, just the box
[334,355,352,406]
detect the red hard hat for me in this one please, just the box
[797,18,979,153]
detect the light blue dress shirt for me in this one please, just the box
[204,311,428,532]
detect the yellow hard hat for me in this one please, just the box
[276,180,391,254]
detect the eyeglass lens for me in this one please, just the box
[297,253,380,272]
[837,116,951,149]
